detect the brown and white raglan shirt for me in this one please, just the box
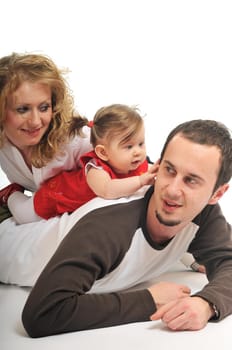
[22,186,232,337]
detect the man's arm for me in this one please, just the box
[151,203,232,330]
[22,202,155,337]
[21,201,191,338]
[190,204,232,320]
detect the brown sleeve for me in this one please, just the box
[22,200,156,337]
[190,203,232,320]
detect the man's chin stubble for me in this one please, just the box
[155,210,181,227]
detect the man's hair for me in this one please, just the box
[160,119,232,190]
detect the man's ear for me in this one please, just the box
[95,144,108,161]
[208,183,229,205]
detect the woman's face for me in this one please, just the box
[4,81,53,152]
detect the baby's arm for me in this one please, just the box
[86,163,158,199]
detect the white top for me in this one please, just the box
[0,189,147,287]
[0,128,92,191]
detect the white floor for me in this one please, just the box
[1,262,232,350]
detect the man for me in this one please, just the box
[22,119,232,337]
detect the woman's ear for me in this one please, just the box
[95,144,109,161]
[208,183,229,205]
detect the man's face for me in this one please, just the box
[153,134,223,227]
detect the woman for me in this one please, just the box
[0,52,92,221]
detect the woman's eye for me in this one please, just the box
[16,106,28,114]
[39,104,51,112]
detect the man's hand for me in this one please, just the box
[148,281,191,308]
[150,296,214,331]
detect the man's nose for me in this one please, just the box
[166,177,182,197]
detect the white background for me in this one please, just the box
[1,0,232,219]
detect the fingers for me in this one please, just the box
[150,300,176,320]
[150,287,190,321]
[151,163,159,174]
[180,285,191,295]
[148,162,159,174]
[162,311,190,331]
[198,265,206,274]
[150,296,209,331]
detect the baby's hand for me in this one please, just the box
[148,161,159,176]
[139,161,159,186]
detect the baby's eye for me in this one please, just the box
[126,144,133,149]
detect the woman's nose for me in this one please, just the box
[28,109,41,124]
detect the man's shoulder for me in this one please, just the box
[79,195,145,226]
[193,203,223,226]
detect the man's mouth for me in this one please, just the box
[163,199,182,212]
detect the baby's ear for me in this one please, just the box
[208,183,229,205]
[95,144,109,161]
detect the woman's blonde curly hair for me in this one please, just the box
[0,52,75,167]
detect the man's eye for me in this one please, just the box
[185,177,197,185]
[166,166,175,174]
[16,106,28,114]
